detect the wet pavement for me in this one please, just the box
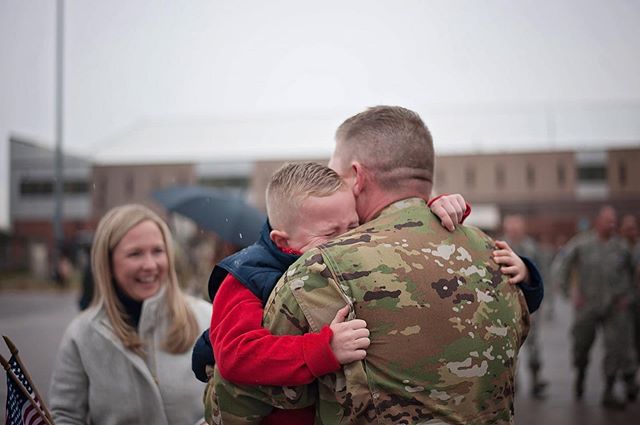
[0,290,77,423]
[515,296,640,424]
[1,289,638,424]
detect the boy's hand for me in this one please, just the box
[329,305,370,364]
[493,240,530,285]
[429,194,468,231]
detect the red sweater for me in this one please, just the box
[210,274,340,424]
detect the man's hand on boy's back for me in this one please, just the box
[329,305,371,364]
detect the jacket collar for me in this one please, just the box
[208,221,300,304]
[89,286,168,392]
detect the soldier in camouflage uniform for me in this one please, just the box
[555,206,638,408]
[210,106,531,424]
[620,214,640,381]
[501,214,549,399]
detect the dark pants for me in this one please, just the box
[572,306,636,378]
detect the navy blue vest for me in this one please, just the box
[207,221,300,306]
[193,221,300,382]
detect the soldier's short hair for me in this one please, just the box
[266,161,345,230]
[334,105,434,191]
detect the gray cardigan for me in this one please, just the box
[49,288,212,425]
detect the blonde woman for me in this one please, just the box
[50,204,211,425]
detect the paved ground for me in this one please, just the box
[515,295,640,425]
[1,289,638,424]
[0,290,77,423]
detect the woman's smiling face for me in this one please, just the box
[111,220,168,301]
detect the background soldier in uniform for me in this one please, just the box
[502,214,549,398]
[620,214,640,374]
[210,106,536,424]
[555,206,638,408]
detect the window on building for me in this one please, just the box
[465,167,476,189]
[619,161,627,187]
[577,165,606,182]
[64,180,89,194]
[20,180,53,195]
[495,165,505,188]
[557,163,566,187]
[199,177,249,189]
[526,164,535,188]
[20,179,89,196]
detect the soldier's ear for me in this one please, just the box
[351,161,367,196]
[270,229,290,249]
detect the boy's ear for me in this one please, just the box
[269,229,290,249]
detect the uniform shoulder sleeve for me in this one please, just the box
[266,250,353,334]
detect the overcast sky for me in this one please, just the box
[1,0,640,228]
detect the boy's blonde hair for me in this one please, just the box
[266,162,345,231]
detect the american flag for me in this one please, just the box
[5,355,46,425]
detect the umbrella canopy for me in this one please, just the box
[152,186,266,248]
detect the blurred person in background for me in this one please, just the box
[620,214,640,372]
[502,214,549,399]
[76,233,96,311]
[550,233,571,314]
[50,204,212,425]
[555,206,637,409]
[537,234,557,321]
[53,251,74,289]
[77,262,94,311]
[186,234,217,297]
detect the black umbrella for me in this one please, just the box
[152,186,266,248]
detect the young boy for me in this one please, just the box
[194,162,542,424]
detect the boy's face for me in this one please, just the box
[284,188,360,253]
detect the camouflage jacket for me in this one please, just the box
[211,198,530,425]
[555,231,634,313]
[623,240,640,279]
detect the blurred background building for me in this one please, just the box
[5,132,639,278]
[6,137,92,277]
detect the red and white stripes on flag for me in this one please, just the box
[5,355,46,425]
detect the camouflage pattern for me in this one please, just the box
[555,231,636,377]
[624,240,640,374]
[205,366,317,424]
[625,240,640,296]
[633,243,640,273]
[210,198,529,425]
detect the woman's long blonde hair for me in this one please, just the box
[91,204,199,357]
